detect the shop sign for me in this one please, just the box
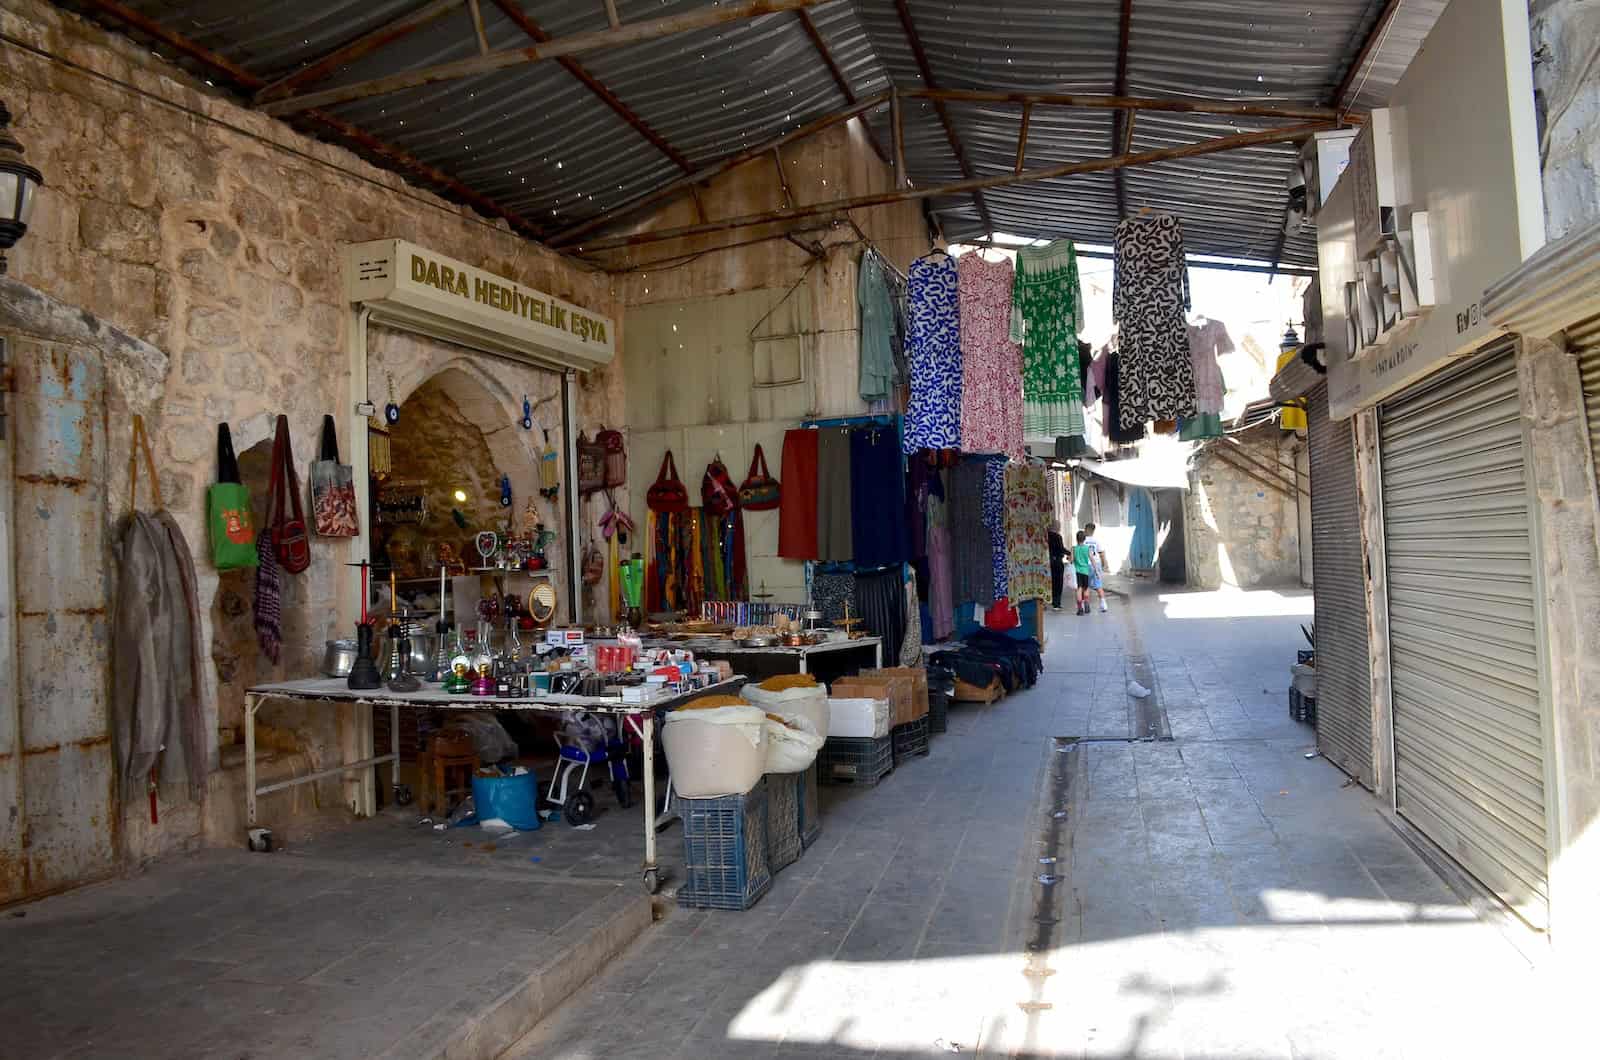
[1318,0,1544,419]
[344,239,615,370]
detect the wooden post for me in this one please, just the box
[891,86,906,189]
[1015,101,1032,175]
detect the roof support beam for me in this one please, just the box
[1332,0,1403,114]
[75,0,547,240]
[573,120,1340,253]
[550,92,889,247]
[258,0,826,116]
[1112,0,1133,218]
[603,0,622,31]
[902,89,1351,124]
[891,87,907,189]
[794,7,889,163]
[466,0,491,55]
[1014,102,1031,175]
[253,0,463,105]
[892,0,996,237]
[490,0,692,172]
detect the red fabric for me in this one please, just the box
[984,596,1020,631]
[777,428,819,559]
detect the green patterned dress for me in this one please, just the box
[1010,240,1085,437]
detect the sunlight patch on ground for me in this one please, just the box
[1159,588,1314,619]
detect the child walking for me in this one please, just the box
[1072,530,1094,616]
[1083,522,1109,613]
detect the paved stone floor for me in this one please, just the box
[505,583,1560,1060]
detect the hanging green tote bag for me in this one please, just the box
[208,423,259,570]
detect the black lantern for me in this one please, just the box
[0,100,44,276]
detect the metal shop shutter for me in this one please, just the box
[1575,315,1600,493]
[1379,341,1548,929]
[1307,383,1373,789]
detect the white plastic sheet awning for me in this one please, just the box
[1077,456,1192,491]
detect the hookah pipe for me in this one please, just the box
[346,560,383,690]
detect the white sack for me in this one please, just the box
[828,697,891,739]
[763,712,825,774]
[662,705,769,798]
[743,683,830,740]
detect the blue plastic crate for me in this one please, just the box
[677,779,772,911]
[765,772,802,873]
[798,763,821,848]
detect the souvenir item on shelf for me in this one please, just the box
[475,531,498,569]
[737,444,781,510]
[375,480,426,524]
[646,451,690,513]
[958,253,1025,460]
[430,566,452,682]
[1010,240,1085,439]
[208,422,257,570]
[1114,211,1196,429]
[346,561,383,690]
[266,415,310,575]
[904,250,962,453]
[597,426,626,488]
[383,373,400,426]
[310,415,359,538]
[582,542,605,586]
[538,432,561,499]
[701,455,739,517]
[445,627,472,694]
[577,431,607,495]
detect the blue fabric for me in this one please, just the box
[1129,487,1157,570]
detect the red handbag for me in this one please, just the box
[646,451,690,513]
[702,457,740,517]
[267,415,310,574]
[737,444,781,510]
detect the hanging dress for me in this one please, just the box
[1004,464,1052,603]
[958,254,1026,461]
[1010,240,1085,438]
[1181,317,1234,441]
[904,253,962,453]
[858,249,900,403]
[925,474,955,640]
[1113,213,1195,430]
[982,456,1008,600]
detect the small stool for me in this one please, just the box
[429,728,478,816]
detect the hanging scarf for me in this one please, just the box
[253,531,282,663]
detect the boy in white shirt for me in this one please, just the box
[1083,522,1109,613]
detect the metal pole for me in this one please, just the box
[642,714,657,875]
[245,693,258,826]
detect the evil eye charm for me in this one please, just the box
[500,474,513,507]
[384,400,400,425]
[521,396,533,430]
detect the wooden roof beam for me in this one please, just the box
[490,0,692,172]
[1332,0,1404,114]
[903,88,1353,124]
[1112,0,1133,218]
[550,92,889,247]
[794,8,890,164]
[573,120,1341,253]
[253,0,464,105]
[258,0,826,116]
[76,0,547,240]
[892,0,996,237]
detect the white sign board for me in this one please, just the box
[1320,0,1544,419]
[343,239,615,372]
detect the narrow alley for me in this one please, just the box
[504,585,1551,1060]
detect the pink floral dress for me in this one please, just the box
[958,254,1025,460]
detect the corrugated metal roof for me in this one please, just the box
[61,0,1447,265]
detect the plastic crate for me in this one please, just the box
[818,735,894,786]
[798,763,821,848]
[677,778,772,911]
[891,716,930,764]
[766,772,802,873]
[928,688,949,734]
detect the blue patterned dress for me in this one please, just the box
[983,457,1008,599]
[903,253,962,453]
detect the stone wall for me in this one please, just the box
[0,0,620,895]
[1530,0,1600,241]
[1184,426,1304,590]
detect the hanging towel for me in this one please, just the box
[816,427,854,562]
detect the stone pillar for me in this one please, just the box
[1517,333,1600,955]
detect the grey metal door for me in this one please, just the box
[1379,342,1548,929]
[1307,383,1373,790]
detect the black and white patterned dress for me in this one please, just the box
[1113,214,1195,430]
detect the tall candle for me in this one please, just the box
[439,565,447,624]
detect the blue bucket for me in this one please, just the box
[470,768,542,831]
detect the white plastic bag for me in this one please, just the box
[662,705,769,797]
[763,712,825,774]
[743,683,830,740]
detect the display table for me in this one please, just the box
[645,636,883,675]
[243,675,747,893]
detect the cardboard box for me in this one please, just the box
[861,667,929,723]
[831,673,920,727]
[828,697,892,739]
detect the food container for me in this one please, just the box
[323,639,358,678]
[739,634,778,648]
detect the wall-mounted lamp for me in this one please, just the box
[0,101,44,276]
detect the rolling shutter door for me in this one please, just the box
[1306,383,1373,789]
[1575,315,1600,492]
[1379,342,1548,929]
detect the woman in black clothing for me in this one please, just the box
[1048,524,1068,611]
